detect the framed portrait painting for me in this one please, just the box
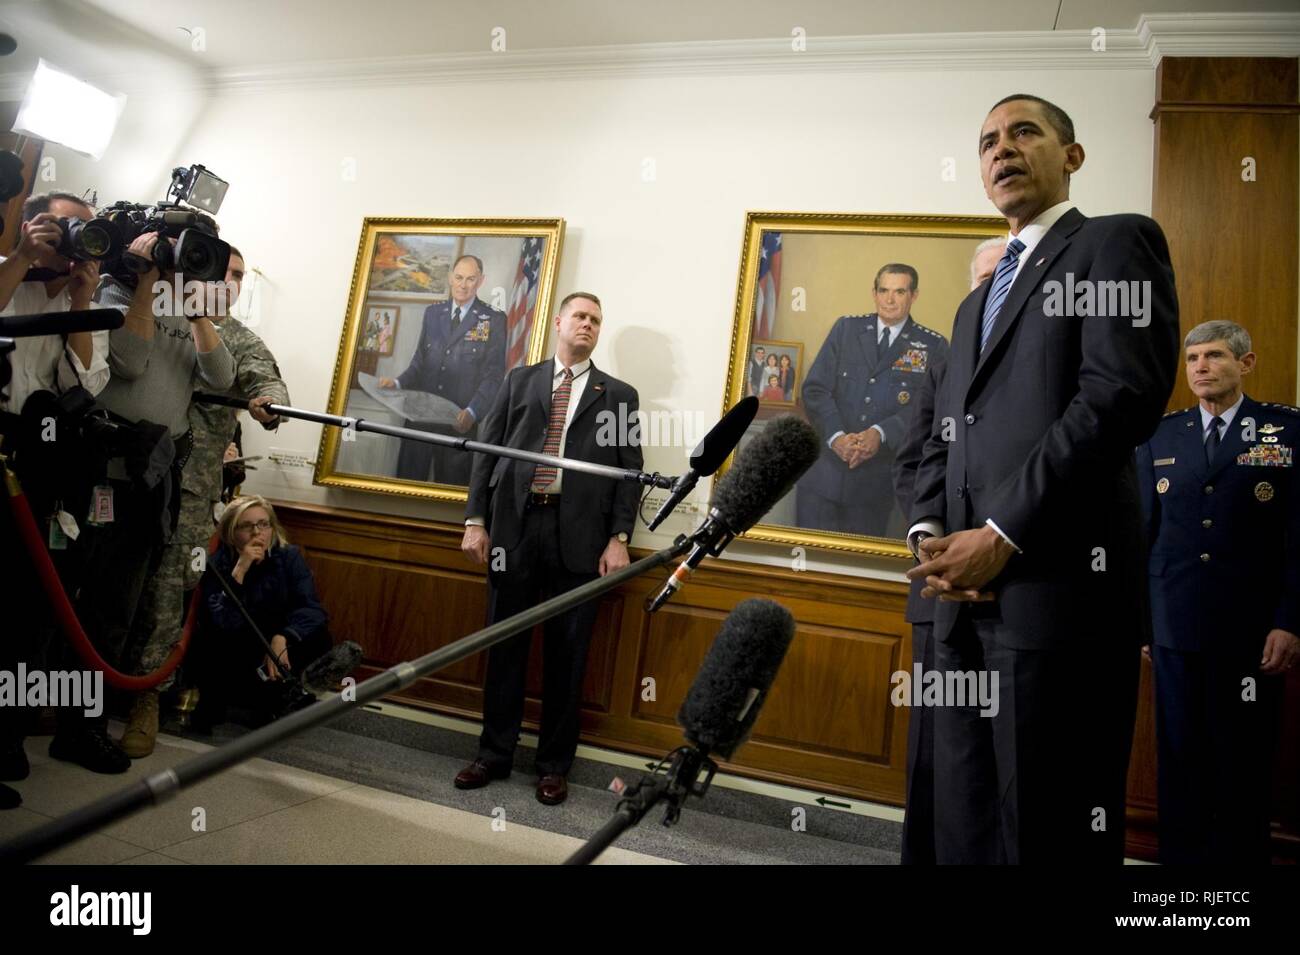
[719,211,1007,558]
[315,217,565,502]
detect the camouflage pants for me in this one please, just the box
[178,488,221,592]
[125,490,219,691]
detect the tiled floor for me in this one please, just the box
[0,732,676,865]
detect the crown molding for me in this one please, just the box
[1,12,1297,100]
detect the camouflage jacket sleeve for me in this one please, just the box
[224,319,290,430]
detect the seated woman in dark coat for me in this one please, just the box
[190,495,331,730]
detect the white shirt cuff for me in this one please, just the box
[871,424,886,445]
[985,518,1022,553]
[827,430,845,449]
[465,517,486,527]
[906,519,943,559]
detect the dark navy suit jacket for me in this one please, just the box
[395,297,506,421]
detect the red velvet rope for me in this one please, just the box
[5,465,196,691]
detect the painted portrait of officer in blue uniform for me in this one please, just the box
[798,263,949,537]
[381,253,507,484]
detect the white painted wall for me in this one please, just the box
[52,64,1158,580]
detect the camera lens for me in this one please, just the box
[75,221,114,259]
[178,240,214,277]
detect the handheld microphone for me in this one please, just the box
[0,308,125,338]
[646,415,820,612]
[677,598,795,759]
[647,396,758,531]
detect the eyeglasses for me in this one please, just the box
[235,519,273,533]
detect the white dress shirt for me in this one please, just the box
[1200,394,1243,441]
[536,355,591,494]
[464,355,592,526]
[0,274,110,413]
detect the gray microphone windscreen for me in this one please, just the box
[710,415,820,533]
[677,598,795,759]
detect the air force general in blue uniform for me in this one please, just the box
[392,294,507,485]
[1137,320,1300,864]
[799,291,949,537]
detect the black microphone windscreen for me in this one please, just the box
[677,598,795,759]
[0,34,15,57]
[690,396,758,475]
[300,641,363,695]
[710,415,820,533]
[0,308,124,338]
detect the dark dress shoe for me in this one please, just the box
[49,728,130,774]
[0,741,30,782]
[454,758,510,790]
[536,774,568,805]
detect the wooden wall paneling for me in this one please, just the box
[277,501,912,806]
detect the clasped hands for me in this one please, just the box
[831,429,882,469]
[906,524,1016,603]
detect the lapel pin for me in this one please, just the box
[1034,257,1045,268]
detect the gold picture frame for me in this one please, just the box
[315,217,565,502]
[719,211,1007,558]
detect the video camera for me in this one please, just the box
[97,164,232,285]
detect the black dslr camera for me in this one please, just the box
[99,164,232,285]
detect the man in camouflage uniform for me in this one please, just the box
[128,247,289,754]
[178,247,289,593]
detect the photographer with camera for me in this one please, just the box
[78,211,235,758]
[0,192,109,411]
[0,192,123,801]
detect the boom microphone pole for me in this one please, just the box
[193,393,676,490]
[0,536,695,864]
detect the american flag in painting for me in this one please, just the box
[506,237,545,368]
[754,231,782,340]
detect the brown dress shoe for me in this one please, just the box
[454,758,509,789]
[536,774,568,805]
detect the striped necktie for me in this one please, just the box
[979,237,1026,352]
[531,366,574,491]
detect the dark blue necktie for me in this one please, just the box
[1205,416,1223,466]
[979,237,1026,352]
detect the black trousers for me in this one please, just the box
[900,620,935,865]
[394,420,474,485]
[932,607,1138,864]
[477,504,600,776]
[1153,645,1281,864]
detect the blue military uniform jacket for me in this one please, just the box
[801,313,949,500]
[395,297,507,420]
[1138,395,1300,654]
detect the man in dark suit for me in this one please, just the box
[1137,319,1298,864]
[799,264,949,538]
[891,239,1003,865]
[381,254,506,484]
[454,291,642,805]
[748,346,767,397]
[906,94,1180,863]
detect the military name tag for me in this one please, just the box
[1156,477,1170,494]
[1154,457,1176,467]
[465,319,491,342]
[1236,444,1293,467]
[892,349,928,373]
[1255,481,1274,502]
